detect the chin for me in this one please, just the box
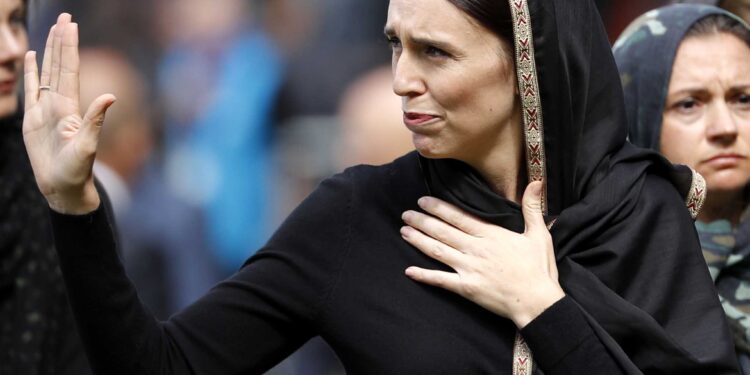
[705,175,750,196]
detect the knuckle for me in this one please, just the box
[462,281,479,298]
[431,243,443,258]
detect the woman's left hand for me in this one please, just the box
[401,181,565,328]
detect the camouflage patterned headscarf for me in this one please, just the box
[612,4,743,150]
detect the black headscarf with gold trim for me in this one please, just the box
[420,0,738,372]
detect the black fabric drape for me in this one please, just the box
[0,114,91,375]
[421,0,739,372]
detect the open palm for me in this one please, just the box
[22,13,115,214]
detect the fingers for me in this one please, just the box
[401,225,465,269]
[58,22,79,100]
[50,13,71,92]
[24,51,39,111]
[40,26,54,88]
[521,181,546,235]
[402,209,472,250]
[78,94,116,155]
[405,267,462,294]
[416,196,487,237]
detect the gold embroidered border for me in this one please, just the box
[512,332,533,375]
[509,0,547,215]
[686,168,706,220]
[509,0,543,371]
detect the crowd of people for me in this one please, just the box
[1,0,750,374]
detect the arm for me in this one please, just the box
[50,172,353,374]
[24,13,352,374]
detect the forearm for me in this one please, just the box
[50,205,179,374]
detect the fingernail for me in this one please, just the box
[401,211,412,221]
[405,267,417,277]
[400,226,410,236]
[417,197,428,207]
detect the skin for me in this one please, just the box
[23,4,563,332]
[660,33,750,224]
[23,13,114,214]
[387,0,564,328]
[385,0,523,201]
[0,0,27,117]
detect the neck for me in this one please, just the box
[698,188,747,225]
[466,103,525,204]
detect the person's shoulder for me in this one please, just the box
[333,151,422,191]
[324,151,424,209]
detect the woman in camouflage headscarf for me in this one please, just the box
[614,4,750,372]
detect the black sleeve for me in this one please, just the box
[521,296,625,374]
[50,173,354,375]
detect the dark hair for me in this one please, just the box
[445,0,514,42]
[685,13,750,48]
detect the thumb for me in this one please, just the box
[522,180,545,235]
[78,94,116,154]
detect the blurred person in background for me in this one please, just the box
[154,0,283,275]
[336,65,413,169]
[614,4,750,372]
[79,47,222,319]
[0,0,91,373]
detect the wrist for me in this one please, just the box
[510,283,565,329]
[46,180,101,215]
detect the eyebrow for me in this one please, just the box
[383,26,456,51]
[670,84,750,96]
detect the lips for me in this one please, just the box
[702,153,746,169]
[403,112,439,127]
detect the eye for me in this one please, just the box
[735,93,750,109]
[425,45,449,58]
[673,97,701,114]
[386,36,402,51]
[9,9,24,26]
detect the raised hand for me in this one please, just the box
[22,13,115,214]
[400,181,565,328]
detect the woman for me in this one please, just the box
[23,0,739,374]
[614,3,750,372]
[0,0,91,373]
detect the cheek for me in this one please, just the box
[659,120,704,166]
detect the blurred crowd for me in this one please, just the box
[16,0,736,373]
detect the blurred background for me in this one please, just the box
[24,0,675,373]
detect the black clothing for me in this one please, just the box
[422,0,738,371]
[55,152,628,374]
[0,115,91,375]
[47,0,739,373]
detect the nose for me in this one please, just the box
[706,101,738,146]
[392,53,426,98]
[0,25,24,64]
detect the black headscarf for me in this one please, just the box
[420,0,738,372]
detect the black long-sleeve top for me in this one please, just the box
[50,153,661,374]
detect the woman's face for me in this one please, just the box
[385,0,519,165]
[660,32,750,195]
[0,0,26,118]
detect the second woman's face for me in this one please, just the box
[660,33,750,195]
[0,0,26,118]
[385,0,519,165]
